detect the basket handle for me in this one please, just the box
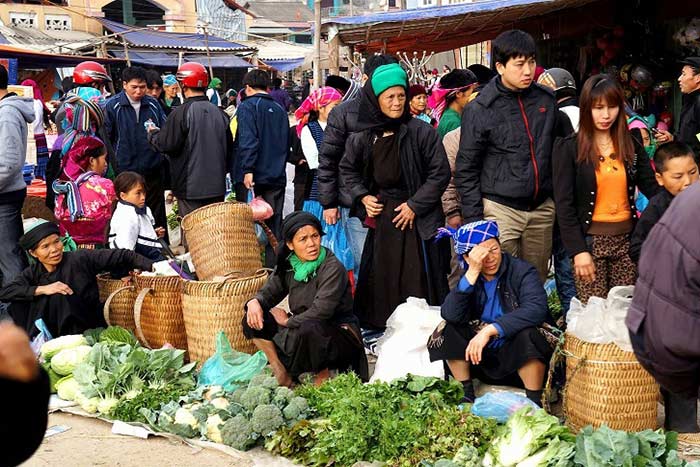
[133,287,154,349]
[103,286,134,326]
[256,220,279,250]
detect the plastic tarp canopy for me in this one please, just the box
[98,18,252,52]
[110,50,252,68]
[263,58,305,72]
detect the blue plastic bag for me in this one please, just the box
[302,200,354,272]
[470,392,539,423]
[198,331,268,392]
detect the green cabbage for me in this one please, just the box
[40,335,88,360]
[51,345,93,376]
[98,326,138,346]
[56,376,81,401]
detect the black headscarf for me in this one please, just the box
[356,79,411,132]
[19,221,60,251]
[276,211,325,270]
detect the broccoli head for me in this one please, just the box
[249,373,278,390]
[272,386,294,407]
[239,386,271,412]
[453,444,481,466]
[221,414,255,451]
[282,396,310,422]
[229,387,246,405]
[250,404,285,436]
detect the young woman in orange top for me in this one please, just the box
[553,75,659,303]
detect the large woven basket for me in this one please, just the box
[97,274,136,333]
[181,202,262,281]
[564,333,659,432]
[132,275,188,353]
[181,270,268,365]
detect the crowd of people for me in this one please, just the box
[1,28,700,462]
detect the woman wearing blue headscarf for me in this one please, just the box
[428,220,552,406]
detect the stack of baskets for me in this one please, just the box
[180,202,272,363]
[563,332,660,432]
[98,202,271,364]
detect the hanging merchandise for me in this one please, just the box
[674,18,700,55]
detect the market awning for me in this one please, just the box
[109,50,252,68]
[0,44,121,68]
[0,33,9,45]
[323,0,599,53]
[262,58,306,72]
[98,18,256,53]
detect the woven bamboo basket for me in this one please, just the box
[132,275,188,353]
[563,332,659,432]
[97,274,136,333]
[181,270,268,365]
[181,202,263,281]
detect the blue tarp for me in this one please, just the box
[110,50,251,68]
[0,33,9,45]
[99,18,251,51]
[265,58,305,72]
[323,0,563,25]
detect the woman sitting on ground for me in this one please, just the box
[428,220,552,406]
[0,220,154,338]
[53,136,115,249]
[242,211,366,387]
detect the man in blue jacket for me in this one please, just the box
[105,66,167,239]
[233,69,290,267]
[428,220,551,406]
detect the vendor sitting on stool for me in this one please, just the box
[0,219,155,338]
[242,211,366,387]
[428,220,552,406]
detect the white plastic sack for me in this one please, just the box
[370,297,445,383]
[566,286,634,351]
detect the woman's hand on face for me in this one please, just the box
[574,252,596,283]
[392,203,415,230]
[246,299,265,331]
[655,129,674,144]
[35,282,73,297]
[362,195,384,218]
[270,307,289,327]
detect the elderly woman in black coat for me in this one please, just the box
[243,211,365,387]
[339,63,451,331]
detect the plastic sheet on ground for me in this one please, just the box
[370,297,445,383]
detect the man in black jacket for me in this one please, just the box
[657,57,700,163]
[317,54,398,279]
[456,30,556,282]
[148,62,232,223]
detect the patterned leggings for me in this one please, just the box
[574,233,637,304]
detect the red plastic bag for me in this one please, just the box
[247,189,273,221]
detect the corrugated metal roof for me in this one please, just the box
[238,38,311,61]
[98,18,255,52]
[323,0,599,52]
[0,43,121,68]
[0,24,100,53]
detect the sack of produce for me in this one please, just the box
[198,331,268,392]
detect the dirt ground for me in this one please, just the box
[23,413,295,467]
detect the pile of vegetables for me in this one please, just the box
[40,334,92,394]
[266,373,471,466]
[142,373,312,449]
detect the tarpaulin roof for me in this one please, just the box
[262,57,306,72]
[0,33,9,45]
[98,18,255,52]
[109,50,252,68]
[323,0,599,53]
[0,44,121,68]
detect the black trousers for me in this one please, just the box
[235,183,285,269]
[143,166,168,244]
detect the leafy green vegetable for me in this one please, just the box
[265,419,332,466]
[40,334,88,360]
[98,326,138,346]
[83,327,105,346]
[111,384,191,422]
[42,362,61,393]
[51,345,92,376]
[56,375,80,401]
[483,407,574,466]
[573,425,689,467]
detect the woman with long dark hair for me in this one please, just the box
[553,75,659,303]
[339,63,451,330]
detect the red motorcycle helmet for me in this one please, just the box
[73,61,112,85]
[176,62,209,88]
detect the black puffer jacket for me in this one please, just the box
[456,77,556,222]
[677,89,700,160]
[317,98,361,209]
[338,118,450,240]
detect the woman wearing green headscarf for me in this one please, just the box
[339,63,452,331]
[206,77,223,107]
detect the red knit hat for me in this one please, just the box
[409,84,427,98]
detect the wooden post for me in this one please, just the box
[122,36,131,66]
[329,34,340,75]
[178,52,184,67]
[313,0,321,90]
[203,25,214,78]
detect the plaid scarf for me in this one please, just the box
[294,87,343,137]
